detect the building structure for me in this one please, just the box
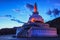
[16,3,58,37]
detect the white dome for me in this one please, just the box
[29,13,44,23]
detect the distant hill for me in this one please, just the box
[0,27,21,35]
[0,27,16,35]
[46,17,60,34]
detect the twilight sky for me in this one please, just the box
[0,0,60,29]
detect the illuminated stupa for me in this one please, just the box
[28,3,44,23]
[16,3,58,37]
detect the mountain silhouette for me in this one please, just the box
[46,17,60,34]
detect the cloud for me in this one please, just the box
[46,8,60,16]
[47,9,52,15]
[4,15,12,18]
[12,9,20,13]
[4,15,15,18]
[0,15,14,18]
[26,3,34,10]
[52,8,60,16]
[11,19,25,23]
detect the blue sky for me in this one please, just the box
[0,0,60,29]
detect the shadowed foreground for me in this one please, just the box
[0,34,60,40]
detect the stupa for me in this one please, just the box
[16,3,58,37]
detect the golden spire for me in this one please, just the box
[34,3,37,13]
